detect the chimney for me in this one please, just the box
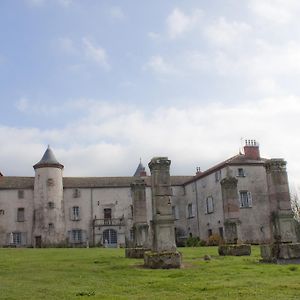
[196,167,202,175]
[244,139,260,160]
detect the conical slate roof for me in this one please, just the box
[33,146,64,169]
[133,160,147,177]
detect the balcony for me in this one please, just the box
[93,218,125,227]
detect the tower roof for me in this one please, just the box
[133,159,147,177]
[33,146,64,169]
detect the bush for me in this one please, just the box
[207,234,223,246]
[185,236,207,247]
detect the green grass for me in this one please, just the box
[0,246,299,299]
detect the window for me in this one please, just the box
[73,189,81,198]
[219,227,224,239]
[172,206,179,220]
[49,223,54,230]
[239,191,252,208]
[71,206,80,221]
[208,229,212,237]
[215,170,221,182]
[0,209,4,215]
[48,202,55,209]
[47,178,54,186]
[104,208,112,219]
[71,229,82,243]
[130,228,134,241]
[12,232,22,245]
[18,190,24,199]
[17,208,25,222]
[237,168,245,177]
[187,203,194,218]
[206,196,214,214]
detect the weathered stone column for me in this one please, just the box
[125,179,150,258]
[260,159,300,263]
[220,176,241,244]
[265,159,297,243]
[144,157,181,268]
[131,179,149,247]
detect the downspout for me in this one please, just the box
[194,181,201,238]
[90,188,94,246]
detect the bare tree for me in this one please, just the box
[291,193,300,223]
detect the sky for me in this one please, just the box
[1,0,300,191]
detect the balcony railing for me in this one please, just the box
[93,218,125,227]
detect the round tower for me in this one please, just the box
[33,146,65,247]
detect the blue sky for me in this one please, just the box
[1,0,300,192]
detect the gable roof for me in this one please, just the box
[183,154,267,185]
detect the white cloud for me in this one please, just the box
[249,0,300,24]
[3,97,300,191]
[108,6,125,21]
[15,98,30,112]
[82,38,110,70]
[166,8,203,39]
[144,55,178,75]
[204,17,252,47]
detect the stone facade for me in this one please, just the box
[0,140,298,248]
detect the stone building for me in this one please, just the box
[0,141,297,247]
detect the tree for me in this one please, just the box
[291,193,300,223]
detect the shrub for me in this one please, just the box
[208,234,223,246]
[185,236,207,247]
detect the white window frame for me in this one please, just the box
[187,203,194,218]
[239,191,252,208]
[71,206,80,221]
[206,196,214,214]
[71,229,82,243]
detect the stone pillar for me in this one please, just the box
[265,159,297,243]
[221,176,241,244]
[144,157,181,268]
[131,179,149,247]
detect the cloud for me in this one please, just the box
[249,0,300,24]
[204,17,252,48]
[144,55,178,75]
[82,38,110,70]
[166,8,203,39]
[3,97,300,192]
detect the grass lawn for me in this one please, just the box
[0,246,299,300]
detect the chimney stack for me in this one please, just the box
[244,139,260,160]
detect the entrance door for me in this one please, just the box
[35,236,42,248]
[103,229,117,247]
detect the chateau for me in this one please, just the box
[0,140,297,248]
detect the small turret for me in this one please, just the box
[133,159,147,177]
[33,146,65,247]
